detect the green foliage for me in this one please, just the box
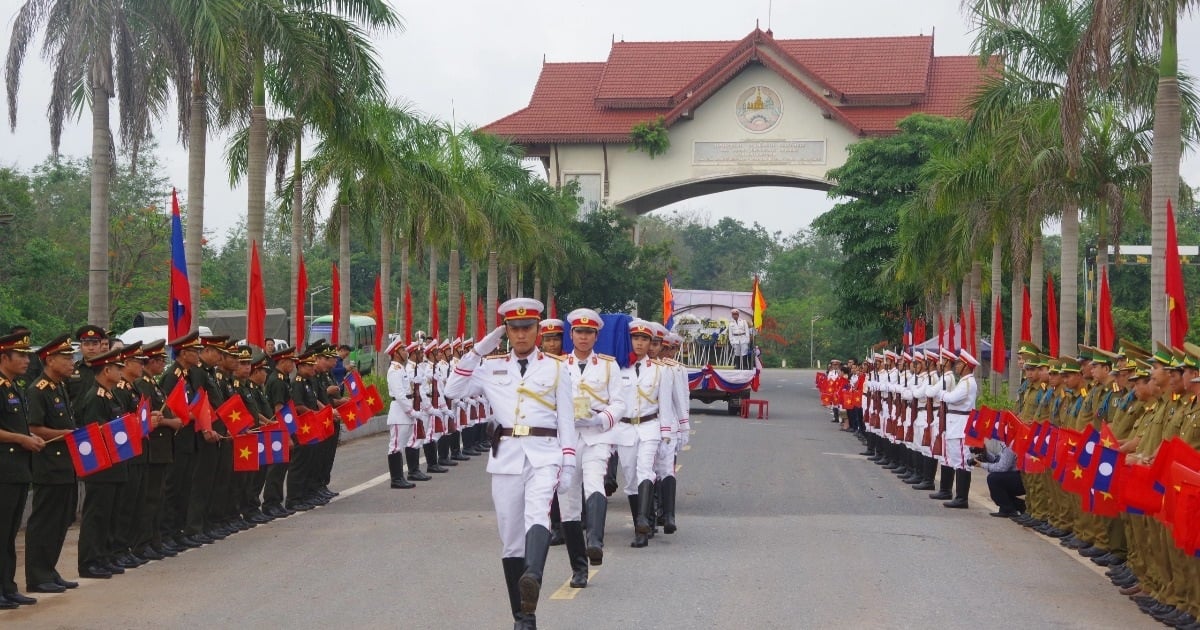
[555,209,673,314]
[640,214,777,290]
[629,116,670,159]
[977,379,1014,411]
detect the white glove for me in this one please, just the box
[678,425,690,447]
[575,412,604,428]
[657,439,674,460]
[560,463,577,488]
[475,325,506,356]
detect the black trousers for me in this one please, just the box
[115,461,146,551]
[986,470,1026,512]
[263,463,288,508]
[137,464,168,549]
[205,438,234,524]
[847,408,864,432]
[286,444,313,504]
[163,450,195,538]
[25,483,77,586]
[79,481,123,569]
[186,439,219,535]
[0,483,29,594]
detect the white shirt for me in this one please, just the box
[565,350,626,446]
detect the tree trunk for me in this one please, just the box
[400,243,410,340]
[1009,272,1024,398]
[946,284,958,332]
[990,239,1003,396]
[1096,237,1108,350]
[470,261,480,338]
[1029,236,1044,347]
[448,249,460,340]
[1059,202,1080,357]
[379,223,392,370]
[508,263,518,298]
[970,260,982,375]
[1151,14,1181,344]
[89,65,112,327]
[487,251,499,330]
[290,138,303,346]
[185,62,207,331]
[338,203,351,345]
[246,46,267,288]
[547,280,555,320]
[429,247,439,338]
[532,273,541,308]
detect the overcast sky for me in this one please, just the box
[4,0,1200,243]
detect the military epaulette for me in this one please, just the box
[215,372,225,380]
[35,377,51,390]
[117,380,130,390]
[542,353,565,362]
[294,375,304,382]
[96,387,106,396]
[0,377,9,388]
[486,350,508,358]
[596,354,615,362]
[174,367,185,377]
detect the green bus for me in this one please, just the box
[308,315,377,375]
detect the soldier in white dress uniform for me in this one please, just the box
[654,331,690,534]
[615,320,676,548]
[445,298,577,630]
[928,347,960,501]
[418,340,449,475]
[727,309,752,369]
[937,349,979,509]
[538,320,568,548]
[552,309,625,586]
[384,339,416,489]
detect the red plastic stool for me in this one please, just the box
[742,399,768,419]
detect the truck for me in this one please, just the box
[669,289,761,415]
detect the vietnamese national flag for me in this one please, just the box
[233,433,261,471]
[65,424,113,477]
[166,381,191,426]
[1046,274,1059,356]
[991,297,1006,375]
[373,275,384,352]
[168,188,192,342]
[1166,199,1189,347]
[247,241,267,347]
[1162,460,1200,533]
[137,396,152,438]
[331,264,341,346]
[296,254,308,349]
[362,384,385,415]
[316,406,336,439]
[276,402,299,436]
[457,292,467,339]
[102,416,143,462]
[914,318,926,346]
[191,389,215,433]
[337,399,367,431]
[259,430,290,465]
[1098,266,1115,352]
[217,394,255,436]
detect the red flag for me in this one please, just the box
[136,396,152,437]
[404,284,413,344]
[938,313,945,349]
[431,290,440,339]
[992,297,1006,375]
[968,303,977,356]
[259,430,290,464]
[166,381,191,426]
[959,310,968,354]
[217,394,255,436]
[1118,461,1162,514]
[476,297,486,340]
[337,399,368,431]
[296,410,323,445]
[456,293,467,339]
[247,241,266,347]
[372,275,384,352]
[331,264,341,346]
[1020,284,1031,343]
[65,424,113,476]
[191,389,214,433]
[168,189,192,341]
[549,296,558,320]
[101,416,143,462]
[914,318,926,346]
[315,406,336,440]
[1046,274,1059,356]
[233,433,261,471]
[1166,199,1189,347]
[1098,267,1115,351]
[362,384,385,415]
[295,254,308,349]
[948,316,956,352]
[122,409,143,446]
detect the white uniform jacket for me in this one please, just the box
[386,361,415,426]
[941,373,978,439]
[564,351,626,447]
[446,350,578,474]
[610,356,675,447]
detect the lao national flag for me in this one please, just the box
[361,384,385,415]
[217,394,254,436]
[1088,445,1124,516]
[903,315,913,352]
[964,409,985,448]
[276,402,299,436]
[102,416,143,462]
[345,371,365,400]
[259,430,290,465]
[137,396,152,437]
[168,188,192,343]
[232,433,261,471]
[337,399,367,431]
[1061,428,1100,496]
[1075,427,1102,470]
[65,424,113,477]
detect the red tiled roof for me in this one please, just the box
[481,30,993,144]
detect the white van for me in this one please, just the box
[119,325,213,346]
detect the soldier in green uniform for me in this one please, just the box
[159,332,207,549]
[209,341,244,534]
[312,344,344,502]
[109,343,150,569]
[23,334,79,594]
[66,325,108,402]
[74,346,131,579]
[132,340,179,560]
[186,335,230,543]
[238,350,275,524]
[262,346,297,518]
[0,331,44,607]
[286,350,324,511]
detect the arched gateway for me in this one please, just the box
[482,28,990,215]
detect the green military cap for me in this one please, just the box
[1076,345,1095,363]
[1153,342,1175,366]
[1047,358,1063,374]
[1058,356,1081,373]
[169,331,202,352]
[1170,346,1188,370]
[1017,341,1042,356]
[1035,354,1053,368]
[1121,339,1151,360]
[74,324,107,343]
[303,340,329,356]
[1115,356,1139,372]
[1089,346,1119,366]
[235,344,254,362]
[1130,360,1152,380]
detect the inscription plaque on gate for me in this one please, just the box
[693,140,826,165]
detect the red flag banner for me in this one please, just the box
[217,394,255,436]
[331,264,341,346]
[169,188,193,341]
[431,290,440,339]
[233,433,261,471]
[166,381,191,426]
[247,241,266,347]
[362,384,385,415]
[295,254,308,349]
[476,297,486,340]
[1166,199,1189,347]
[191,389,214,433]
[938,313,945,350]
[457,293,467,339]
[1046,274,1059,356]
[372,275,384,352]
[991,297,1006,375]
[948,317,956,352]
[404,284,413,344]
[1020,284,1031,343]
[337,399,367,431]
[315,406,336,440]
[1098,266,1115,351]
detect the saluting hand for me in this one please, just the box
[475,326,506,356]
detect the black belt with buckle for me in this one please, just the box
[492,425,558,457]
[947,409,971,416]
[621,412,659,425]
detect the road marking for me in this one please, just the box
[549,568,601,600]
[338,472,391,499]
[682,445,691,452]
[675,463,682,473]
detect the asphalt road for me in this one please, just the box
[7,369,1157,629]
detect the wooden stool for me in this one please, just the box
[742,399,768,419]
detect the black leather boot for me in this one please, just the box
[899,451,922,482]
[944,469,971,508]
[881,443,901,469]
[503,556,536,629]
[450,432,470,460]
[929,465,954,500]
[632,479,653,547]
[584,492,607,565]
[628,494,647,548]
[654,480,664,526]
[911,456,936,490]
[519,525,551,614]
[424,442,448,473]
[563,521,589,588]
[437,435,456,466]
[604,453,619,496]
[548,496,565,546]
[660,476,677,534]
[406,447,431,481]
[388,452,414,489]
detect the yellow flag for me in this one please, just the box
[752,276,767,329]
